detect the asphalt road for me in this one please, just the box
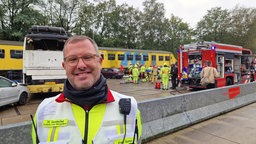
[0,79,188,126]
[3,79,254,144]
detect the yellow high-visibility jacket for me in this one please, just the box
[32,90,142,144]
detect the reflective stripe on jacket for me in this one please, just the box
[161,67,170,77]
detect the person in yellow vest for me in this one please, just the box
[128,63,133,75]
[140,64,146,81]
[146,65,153,82]
[31,35,142,144]
[151,65,158,83]
[160,63,171,90]
[132,64,140,84]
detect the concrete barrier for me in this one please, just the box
[1,82,256,143]
[0,121,32,144]
[140,82,256,142]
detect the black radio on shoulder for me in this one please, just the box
[119,98,131,115]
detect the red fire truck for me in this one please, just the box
[178,41,256,89]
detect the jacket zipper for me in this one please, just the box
[83,109,89,144]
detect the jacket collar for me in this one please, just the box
[55,88,115,103]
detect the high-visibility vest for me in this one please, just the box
[161,67,170,76]
[140,66,146,73]
[33,91,141,144]
[132,68,139,76]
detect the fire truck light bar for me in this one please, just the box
[211,46,216,50]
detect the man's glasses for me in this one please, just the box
[64,54,99,66]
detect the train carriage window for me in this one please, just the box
[152,55,156,61]
[159,56,164,61]
[127,54,133,60]
[0,49,4,58]
[10,50,23,59]
[108,54,115,60]
[143,55,148,61]
[118,54,124,60]
[165,56,170,61]
[135,55,141,60]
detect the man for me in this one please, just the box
[32,35,142,144]
[146,65,153,82]
[171,63,178,89]
[139,64,146,79]
[160,63,171,90]
[128,63,133,75]
[200,60,219,89]
[132,64,140,84]
[151,65,158,83]
[119,64,124,72]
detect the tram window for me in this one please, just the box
[135,55,141,60]
[0,49,4,58]
[159,56,164,61]
[127,54,133,60]
[118,54,124,60]
[165,56,170,61]
[143,55,148,61]
[152,55,156,61]
[108,54,115,60]
[101,54,104,60]
[10,50,23,59]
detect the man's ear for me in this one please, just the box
[99,57,103,65]
[62,62,65,69]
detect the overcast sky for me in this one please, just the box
[116,0,256,28]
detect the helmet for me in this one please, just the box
[134,64,138,68]
[164,63,167,66]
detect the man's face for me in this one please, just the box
[62,39,102,90]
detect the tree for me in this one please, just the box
[78,0,140,48]
[90,0,120,47]
[228,6,256,48]
[0,0,42,40]
[0,4,7,38]
[167,15,193,55]
[74,1,96,36]
[40,0,81,34]
[245,12,256,52]
[140,0,166,50]
[195,7,230,43]
[112,4,142,49]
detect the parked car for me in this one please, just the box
[0,76,30,107]
[101,68,124,79]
